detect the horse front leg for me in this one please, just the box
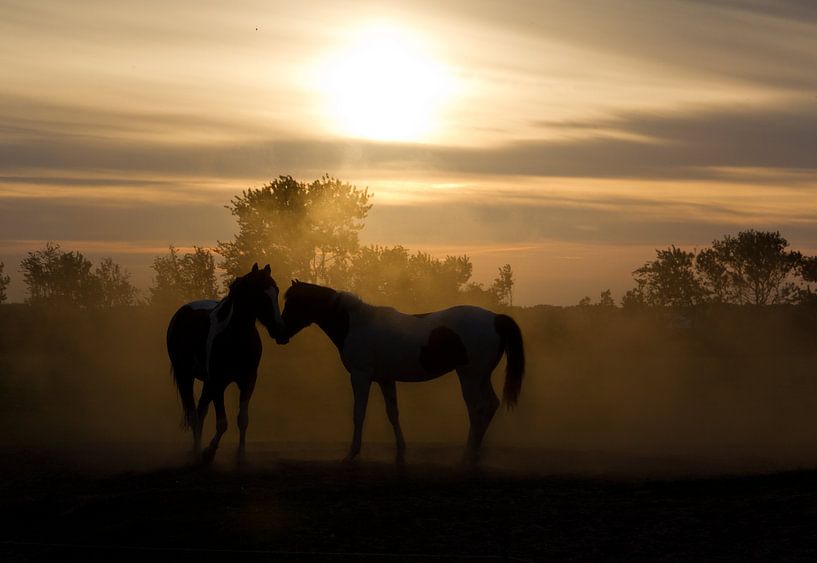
[378,380,406,464]
[344,370,372,463]
[237,375,257,461]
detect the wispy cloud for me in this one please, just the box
[2,98,815,182]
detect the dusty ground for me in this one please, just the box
[3,443,817,561]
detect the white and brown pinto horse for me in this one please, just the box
[281,281,525,465]
[166,264,288,462]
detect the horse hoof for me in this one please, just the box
[341,455,358,465]
[460,454,480,469]
[201,447,217,464]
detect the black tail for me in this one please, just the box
[495,314,525,410]
[171,363,197,430]
[167,313,197,430]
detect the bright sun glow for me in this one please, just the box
[322,24,454,142]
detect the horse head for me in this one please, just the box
[280,280,339,340]
[230,263,289,344]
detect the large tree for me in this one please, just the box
[217,175,372,285]
[150,245,219,307]
[697,230,802,305]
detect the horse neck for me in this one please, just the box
[314,295,349,351]
[217,295,256,332]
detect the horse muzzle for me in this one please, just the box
[271,327,290,344]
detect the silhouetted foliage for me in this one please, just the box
[697,230,801,305]
[491,264,515,306]
[18,242,136,308]
[627,230,811,307]
[631,246,706,308]
[20,243,99,307]
[150,245,219,307]
[576,290,616,308]
[0,262,10,303]
[217,175,372,285]
[796,256,817,306]
[95,257,138,307]
[346,245,474,309]
[621,287,648,309]
[460,281,502,308]
[598,289,615,308]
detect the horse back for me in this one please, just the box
[167,301,217,380]
[347,304,501,380]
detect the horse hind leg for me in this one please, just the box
[344,370,372,463]
[378,380,406,464]
[201,387,228,464]
[193,384,212,456]
[236,376,257,461]
[457,368,500,466]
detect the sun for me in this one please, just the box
[321,24,454,142]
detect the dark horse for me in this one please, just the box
[281,281,525,464]
[166,264,288,462]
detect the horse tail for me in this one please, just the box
[167,313,197,430]
[495,314,525,410]
[171,363,197,430]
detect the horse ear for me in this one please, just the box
[263,264,271,274]
[252,263,259,273]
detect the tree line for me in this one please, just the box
[621,230,817,308]
[3,175,815,310]
[2,175,515,310]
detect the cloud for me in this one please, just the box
[427,0,817,91]
[2,99,816,182]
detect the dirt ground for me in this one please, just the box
[3,443,817,561]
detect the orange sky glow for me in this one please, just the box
[1,0,816,304]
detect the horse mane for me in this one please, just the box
[285,282,363,311]
[335,291,363,310]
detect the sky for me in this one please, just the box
[1,0,816,305]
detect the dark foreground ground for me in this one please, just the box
[3,444,817,562]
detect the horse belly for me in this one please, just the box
[372,327,466,382]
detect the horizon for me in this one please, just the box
[2,0,816,305]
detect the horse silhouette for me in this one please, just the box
[280,281,525,465]
[166,263,288,463]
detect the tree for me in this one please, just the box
[491,264,514,306]
[20,242,100,307]
[150,245,219,307]
[696,230,802,305]
[598,289,615,308]
[798,256,817,305]
[217,175,372,285]
[631,246,706,308]
[0,262,10,303]
[621,287,647,309]
[346,245,474,309]
[95,257,138,307]
[459,281,501,308]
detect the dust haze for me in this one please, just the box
[3,299,816,477]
